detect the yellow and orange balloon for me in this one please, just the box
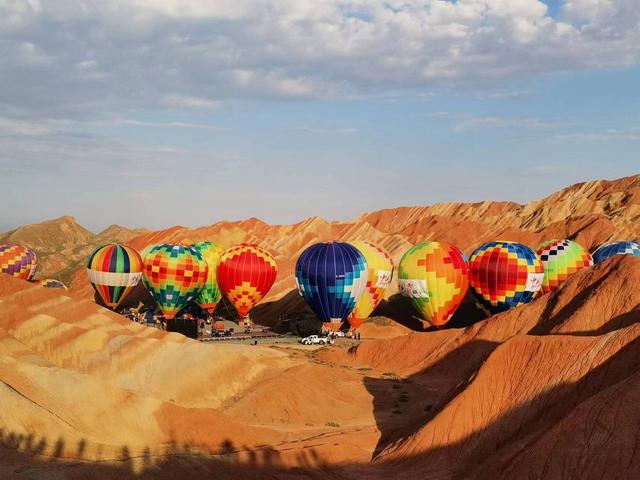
[398,241,469,327]
[347,240,394,329]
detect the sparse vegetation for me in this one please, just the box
[325,421,340,428]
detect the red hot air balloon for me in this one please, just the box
[217,244,277,319]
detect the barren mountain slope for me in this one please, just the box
[52,175,640,311]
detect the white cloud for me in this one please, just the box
[0,116,52,135]
[295,127,358,135]
[112,119,225,131]
[454,116,568,132]
[554,127,640,142]
[484,90,537,100]
[0,0,638,119]
[163,94,221,109]
[426,111,460,118]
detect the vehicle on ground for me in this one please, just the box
[332,331,345,337]
[299,335,335,345]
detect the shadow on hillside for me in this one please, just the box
[360,332,640,477]
[4,334,640,479]
[363,339,501,457]
[0,430,333,480]
[252,289,489,333]
[375,290,487,332]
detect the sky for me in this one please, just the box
[1,0,639,232]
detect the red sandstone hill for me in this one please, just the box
[0,217,149,286]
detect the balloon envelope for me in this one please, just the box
[191,241,225,313]
[592,241,640,263]
[217,244,277,319]
[398,241,469,327]
[295,242,368,331]
[347,241,394,329]
[36,278,68,290]
[143,244,208,319]
[87,244,144,309]
[469,241,543,314]
[535,239,593,293]
[0,244,37,281]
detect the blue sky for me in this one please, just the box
[1,1,639,232]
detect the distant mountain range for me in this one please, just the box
[2,175,638,304]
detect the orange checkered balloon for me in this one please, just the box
[217,244,277,318]
[398,241,468,327]
[142,244,208,319]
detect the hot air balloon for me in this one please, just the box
[592,241,640,263]
[191,241,225,314]
[87,244,144,310]
[469,241,544,314]
[535,239,593,293]
[142,244,208,319]
[398,241,469,328]
[295,242,368,331]
[347,241,394,329]
[36,278,68,290]
[217,244,277,320]
[0,244,37,281]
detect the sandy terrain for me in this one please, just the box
[1,175,640,478]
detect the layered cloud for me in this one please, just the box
[1,0,639,118]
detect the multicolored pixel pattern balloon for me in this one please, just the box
[217,244,277,318]
[469,241,544,314]
[36,278,68,290]
[592,241,640,264]
[295,242,368,331]
[535,239,593,293]
[347,241,394,329]
[398,241,469,327]
[88,244,144,309]
[0,244,37,281]
[143,244,208,319]
[191,241,226,313]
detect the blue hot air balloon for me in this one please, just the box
[592,241,640,264]
[295,242,368,331]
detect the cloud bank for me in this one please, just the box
[1,0,639,118]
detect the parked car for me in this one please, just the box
[332,331,345,338]
[299,335,334,345]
